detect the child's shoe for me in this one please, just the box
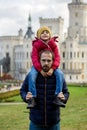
[53,96,66,108]
[27,97,36,109]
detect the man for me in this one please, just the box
[20,50,70,130]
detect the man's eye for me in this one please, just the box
[42,59,45,62]
[42,59,51,62]
[47,60,51,62]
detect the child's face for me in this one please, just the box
[40,30,50,41]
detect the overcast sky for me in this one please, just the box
[0,0,87,36]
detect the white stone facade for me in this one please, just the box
[0,31,24,77]
[61,0,87,83]
[14,38,32,80]
[0,0,87,83]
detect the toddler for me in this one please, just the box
[27,26,65,108]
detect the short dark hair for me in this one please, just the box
[39,50,54,60]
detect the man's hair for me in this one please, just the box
[39,50,54,60]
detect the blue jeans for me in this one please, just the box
[54,69,64,95]
[28,66,38,97]
[29,121,60,130]
[28,66,64,97]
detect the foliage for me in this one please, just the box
[68,83,87,87]
[0,73,13,80]
[0,89,20,102]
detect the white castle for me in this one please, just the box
[0,0,87,83]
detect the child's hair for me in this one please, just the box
[37,26,52,39]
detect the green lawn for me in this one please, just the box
[0,86,87,130]
[0,103,29,130]
[61,86,87,130]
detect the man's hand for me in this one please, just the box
[47,68,54,76]
[57,92,65,101]
[26,92,33,101]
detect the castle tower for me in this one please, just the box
[68,0,87,42]
[60,0,87,83]
[39,17,64,43]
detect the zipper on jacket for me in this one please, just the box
[44,77,47,126]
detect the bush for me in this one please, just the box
[0,89,20,102]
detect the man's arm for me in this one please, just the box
[62,79,70,104]
[20,75,29,103]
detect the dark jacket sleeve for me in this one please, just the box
[20,75,29,103]
[62,78,70,104]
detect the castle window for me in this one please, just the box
[62,62,65,70]
[75,12,78,17]
[63,52,65,58]
[26,52,28,58]
[70,75,72,80]
[75,22,78,26]
[82,52,84,58]
[70,52,72,58]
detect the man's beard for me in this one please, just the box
[42,65,50,72]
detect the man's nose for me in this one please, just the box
[45,61,48,64]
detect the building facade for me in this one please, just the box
[14,15,34,80]
[0,0,87,83]
[61,0,87,83]
[0,31,24,77]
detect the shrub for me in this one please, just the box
[0,89,20,102]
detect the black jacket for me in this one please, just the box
[20,72,69,127]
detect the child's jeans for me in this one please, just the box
[28,66,38,97]
[54,68,64,95]
[28,66,64,97]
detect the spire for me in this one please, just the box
[28,14,31,27]
[24,13,34,39]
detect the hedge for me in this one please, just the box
[0,89,20,101]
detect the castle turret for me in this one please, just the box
[68,0,87,42]
[24,14,34,39]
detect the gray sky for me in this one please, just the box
[0,0,87,36]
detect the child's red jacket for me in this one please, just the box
[31,37,60,71]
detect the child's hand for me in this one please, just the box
[26,92,33,101]
[57,92,65,101]
[47,68,54,76]
[40,70,47,77]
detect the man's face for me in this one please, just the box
[40,52,53,72]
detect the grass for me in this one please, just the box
[0,86,87,130]
[0,103,29,130]
[2,95,23,102]
[61,86,87,130]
